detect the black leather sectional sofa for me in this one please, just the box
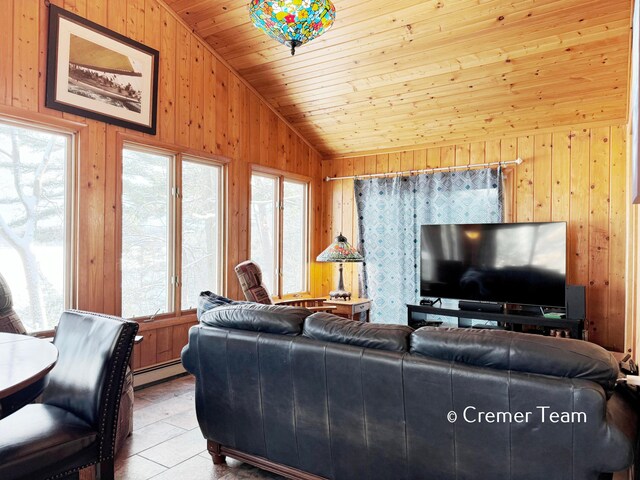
[181,303,638,480]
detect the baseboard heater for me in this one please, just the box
[133,359,187,389]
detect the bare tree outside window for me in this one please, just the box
[181,160,222,309]
[283,180,307,294]
[121,147,171,318]
[121,146,225,318]
[250,174,278,294]
[250,172,309,297]
[0,122,69,332]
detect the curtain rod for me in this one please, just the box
[324,158,523,182]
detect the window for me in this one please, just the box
[250,170,309,298]
[121,147,172,318]
[282,179,308,295]
[121,144,224,318]
[250,174,278,293]
[0,120,73,332]
[181,158,223,310]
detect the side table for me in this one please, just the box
[323,298,371,322]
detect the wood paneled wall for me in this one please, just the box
[321,125,627,350]
[1,0,323,369]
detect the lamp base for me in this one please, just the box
[329,289,351,301]
[329,263,352,300]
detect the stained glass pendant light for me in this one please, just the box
[249,0,336,56]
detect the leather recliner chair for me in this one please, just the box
[234,260,337,312]
[0,310,138,480]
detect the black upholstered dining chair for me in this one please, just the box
[0,310,138,480]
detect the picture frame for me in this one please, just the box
[46,5,159,135]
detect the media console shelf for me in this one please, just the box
[407,304,584,339]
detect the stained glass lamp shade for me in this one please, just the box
[316,233,363,300]
[249,0,336,56]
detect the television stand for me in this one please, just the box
[407,304,584,339]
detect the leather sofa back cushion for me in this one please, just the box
[303,312,414,352]
[197,291,248,320]
[200,303,311,335]
[411,327,619,393]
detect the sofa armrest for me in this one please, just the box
[605,387,640,475]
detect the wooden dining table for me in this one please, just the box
[0,332,58,400]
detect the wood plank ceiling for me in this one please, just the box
[166,0,632,158]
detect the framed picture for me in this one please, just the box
[46,5,159,135]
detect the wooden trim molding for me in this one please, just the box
[135,312,197,333]
[626,112,639,354]
[0,104,88,133]
[116,131,232,165]
[250,163,313,183]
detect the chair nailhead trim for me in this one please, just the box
[44,310,138,478]
[103,324,136,459]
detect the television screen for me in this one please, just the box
[420,222,567,307]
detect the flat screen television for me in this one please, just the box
[420,222,567,308]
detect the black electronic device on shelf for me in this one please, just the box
[420,297,441,306]
[458,300,504,313]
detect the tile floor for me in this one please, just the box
[114,375,283,479]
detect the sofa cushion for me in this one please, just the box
[196,291,248,320]
[303,312,413,352]
[200,303,311,335]
[411,327,619,393]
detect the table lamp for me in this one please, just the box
[316,233,364,300]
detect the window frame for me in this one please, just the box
[117,133,227,321]
[0,108,82,335]
[281,176,310,296]
[120,143,176,318]
[180,155,226,311]
[249,171,281,295]
[250,165,311,300]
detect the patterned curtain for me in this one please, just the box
[355,168,503,324]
